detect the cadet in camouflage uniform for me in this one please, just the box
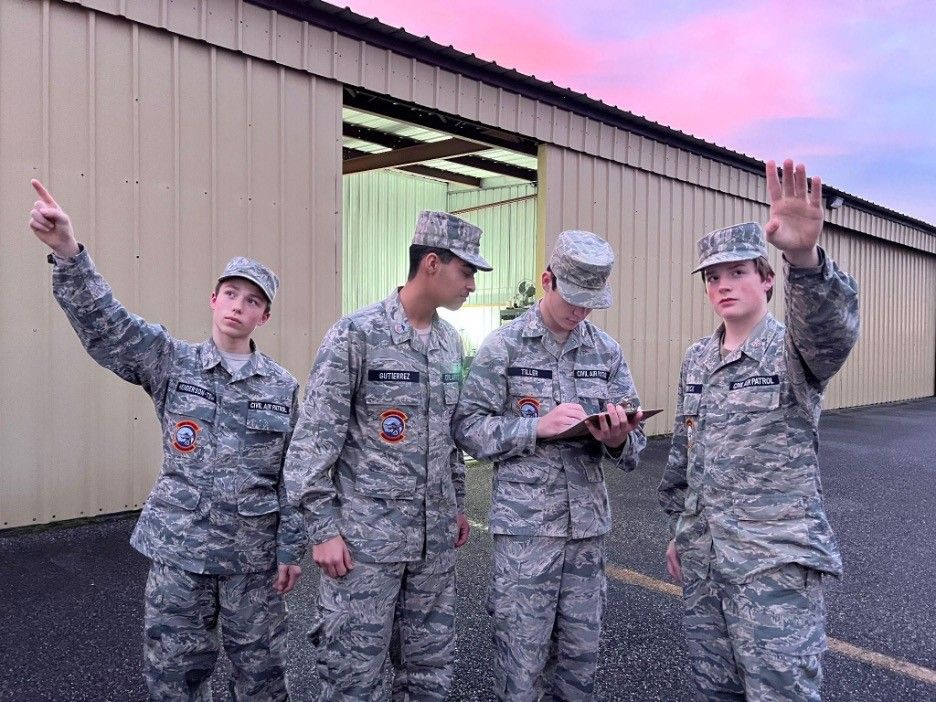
[453,230,648,701]
[659,159,860,701]
[284,211,492,700]
[28,180,306,701]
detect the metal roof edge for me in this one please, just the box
[248,0,936,237]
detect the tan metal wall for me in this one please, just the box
[537,144,936,436]
[0,0,342,528]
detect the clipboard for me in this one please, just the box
[550,408,664,441]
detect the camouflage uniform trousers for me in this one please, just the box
[310,547,456,701]
[489,534,606,701]
[682,557,826,702]
[143,561,289,701]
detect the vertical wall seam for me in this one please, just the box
[209,46,217,277]
[245,58,252,255]
[41,0,51,522]
[172,35,180,331]
[86,8,97,517]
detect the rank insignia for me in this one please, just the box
[379,409,408,443]
[173,420,201,453]
[517,396,541,418]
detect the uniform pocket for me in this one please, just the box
[164,379,217,459]
[149,475,201,511]
[443,381,460,405]
[354,471,417,499]
[496,461,548,485]
[727,387,781,414]
[236,490,280,516]
[681,393,701,417]
[574,377,611,415]
[507,377,552,418]
[733,496,806,521]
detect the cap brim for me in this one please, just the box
[555,277,612,310]
[691,249,764,275]
[218,274,274,303]
[452,248,493,272]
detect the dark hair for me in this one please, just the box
[214,280,272,313]
[407,245,457,281]
[546,266,557,290]
[702,256,775,302]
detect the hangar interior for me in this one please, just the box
[340,98,539,354]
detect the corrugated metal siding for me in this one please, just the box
[444,183,537,352]
[447,182,537,307]
[538,144,936,436]
[68,0,935,255]
[0,0,341,528]
[342,170,447,312]
[820,226,936,409]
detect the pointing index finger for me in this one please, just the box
[31,179,58,208]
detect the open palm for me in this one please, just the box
[765,159,823,255]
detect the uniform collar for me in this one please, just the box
[522,302,588,351]
[701,312,779,372]
[200,338,271,378]
[383,289,450,352]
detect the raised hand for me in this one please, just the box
[764,159,822,267]
[28,179,79,258]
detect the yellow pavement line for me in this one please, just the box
[605,565,936,687]
[825,638,936,686]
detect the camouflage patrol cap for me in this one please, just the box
[548,230,614,309]
[411,211,493,271]
[692,222,768,274]
[218,257,279,303]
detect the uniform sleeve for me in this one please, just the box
[783,246,860,398]
[452,335,538,462]
[600,347,646,472]
[275,384,309,565]
[283,320,358,545]
[51,246,174,398]
[450,336,467,513]
[658,353,690,538]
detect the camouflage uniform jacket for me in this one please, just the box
[659,248,860,583]
[453,303,647,539]
[283,290,465,563]
[51,247,306,575]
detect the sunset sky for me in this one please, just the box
[343,0,936,225]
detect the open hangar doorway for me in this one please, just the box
[341,90,539,359]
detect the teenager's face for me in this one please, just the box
[435,257,478,311]
[210,278,270,341]
[704,260,772,325]
[540,271,591,333]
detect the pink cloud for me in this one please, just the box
[343,0,594,76]
[579,4,859,140]
[344,1,859,144]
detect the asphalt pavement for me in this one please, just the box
[1,397,934,701]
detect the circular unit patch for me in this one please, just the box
[517,396,541,418]
[379,409,408,443]
[173,419,201,453]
